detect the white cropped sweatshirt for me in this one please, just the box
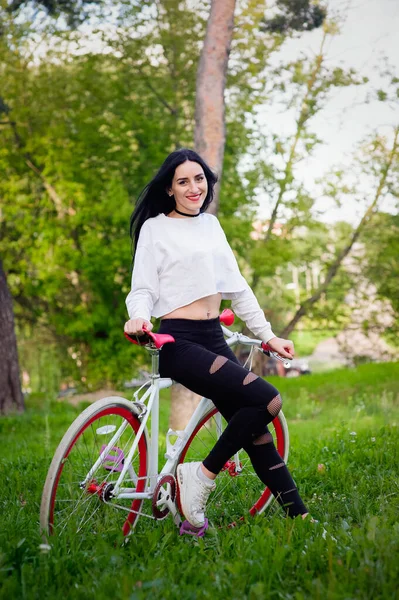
[126,212,276,344]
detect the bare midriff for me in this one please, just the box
[161,293,222,321]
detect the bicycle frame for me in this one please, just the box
[81,326,281,505]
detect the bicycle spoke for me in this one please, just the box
[44,403,148,538]
[56,494,95,534]
[179,410,287,522]
[76,495,99,532]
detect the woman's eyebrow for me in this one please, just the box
[176,173,204,182]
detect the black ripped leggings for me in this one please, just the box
[159,317,308,518]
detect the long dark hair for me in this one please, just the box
[130,149,218,255]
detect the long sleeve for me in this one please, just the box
[212,218,275,342]
[124,213,279,327]
[231,282,276,344]
[212,216,276,342]
[126,226,159,321]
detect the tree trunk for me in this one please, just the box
[195,0,236,214]
[0,259,25,414]
[169,0,236,430]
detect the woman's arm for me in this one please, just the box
[231,284,294,359]
[214,216,294,359]
[125,222,159,334]
[231,283,276,343]
[125,244,159,323]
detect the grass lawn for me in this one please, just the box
[0,362,398,599]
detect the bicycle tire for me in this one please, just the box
[177,408,289,523]
[40,397,148,538]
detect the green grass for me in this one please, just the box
[0,363,398,599]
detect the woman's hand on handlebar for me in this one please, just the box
[124,318,153,337]
[267,337,295,360]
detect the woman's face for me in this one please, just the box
[168,160,208,215]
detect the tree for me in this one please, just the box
[262,0,326,34]
[362,212,399,344]
[170,0,327,427]
[246,21,365,288]
[169,0,237,431]
[6,0,102,27]
[0,1,204,391]
[281,127,399,337]
[195,0,236,214]
[2,0,360,410]
[0,260,25,413]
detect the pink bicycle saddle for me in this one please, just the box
[124,328,175,349]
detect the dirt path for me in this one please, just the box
[63,389,126,406]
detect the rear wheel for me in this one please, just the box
[178,409,289,524]
[40,397,148,538]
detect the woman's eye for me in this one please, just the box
[178,176,203,184]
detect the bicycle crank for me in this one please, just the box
[151,474,178,521]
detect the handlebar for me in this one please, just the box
[261,343,291,368]
[219,324,291,367]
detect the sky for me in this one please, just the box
[255,0,399,225]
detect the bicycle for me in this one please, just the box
[40,309,291,539]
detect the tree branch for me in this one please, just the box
[263,32,327,246]
[280,126,399,338]
[6,116,65,217]
[136,64,178,116]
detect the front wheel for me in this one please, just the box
[40,397,148,539]
[178,409,289,524]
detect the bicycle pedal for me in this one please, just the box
[179,518,209,538]
[100,445,124,472]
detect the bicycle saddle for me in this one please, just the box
[124,328,175,349]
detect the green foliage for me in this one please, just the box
[1,0,398,390]
[0,363,398,598]
[6,0,103,28]
[262,0,327,34]
[239,30,369,334]
[1,1,204,386]
[361,212,399,342]
[0,0,299,388]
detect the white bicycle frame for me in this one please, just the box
[81,325,289,512]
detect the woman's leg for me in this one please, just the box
[162,339,280,466]
[207,340,308,518]
[160,334,308,518]
[243,437,308,517]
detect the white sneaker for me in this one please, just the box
[177,462,216,528]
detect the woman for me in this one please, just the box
[124,149,311,528]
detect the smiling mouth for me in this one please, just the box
[187,194,201,201]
